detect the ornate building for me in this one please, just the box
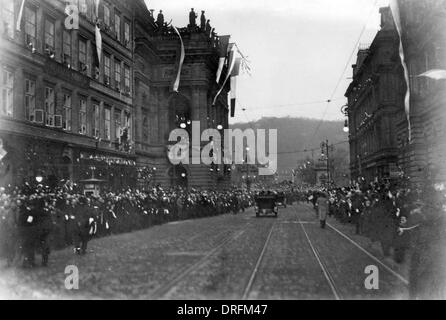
[0,0,233,190]
[345,7,406,181]
[0,0,137,190]
[133,1,231,189]
[395,0,446,184]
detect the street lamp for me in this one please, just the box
[343,119,349,133]
[217,124,223,130]
[35,175,43,183]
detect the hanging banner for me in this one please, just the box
[94,0,102,64]
[418,69,446,80]
[216,58,225,83]
[172,26,185,92]
[213,44,236,105]
[16,0,26,31]
[390,0,411,141]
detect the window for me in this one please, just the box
[124,65,130,93]
[1,0,14,38]
[63,93,72,131]
[114,12,121,41]
[104,54,111,85]
[44,19,55,52]
[79,98,87,134]
[124,20,130,46]
[63,30,72,67]
[0,68,13,116]
[93,103,100,138]
[25,78,36,121]
[114,60,121,90]
[103,2,110,27]
[44,86,55,126]
[104,107,111,140]
[24,7,36,47]
[79,38,87,72]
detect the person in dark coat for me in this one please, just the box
[72,197,96,255]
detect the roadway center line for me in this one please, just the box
[298,219,341,300]
[327,222,409,286]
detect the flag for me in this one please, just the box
[16,0,26,31]
[390,0,411,141]
[230,77,236,117]
[213,44,236,105]
[172,26,185,92]
[94,0,102,64]
[216,35,230,83]
[418,69,446,80]
[216,58,225,83]
[231,57,241,77]
[229,58,241,117]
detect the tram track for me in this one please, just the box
[151,218,254,299]
[298,203,409,292]
[241,221,276,300]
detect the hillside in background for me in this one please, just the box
[230,117,350,182]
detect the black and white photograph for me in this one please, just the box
[0,0,445,303]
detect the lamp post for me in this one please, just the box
[245,147,251,191]
[321,140,330,189]
[341,105,349,133]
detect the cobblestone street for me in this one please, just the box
[0,203,409,300]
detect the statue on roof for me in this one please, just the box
[189,8,197,27]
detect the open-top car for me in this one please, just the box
[254,194,278,217]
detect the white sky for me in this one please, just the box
[145,0,390,124]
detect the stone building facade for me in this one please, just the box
[345,7,406,181]
[0,0,232,190]
[395,0,446,184]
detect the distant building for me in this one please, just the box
[345,7,406,181]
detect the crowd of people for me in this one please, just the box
[1,178,445,298]
[0,182,254,268]
[300,179,446,299]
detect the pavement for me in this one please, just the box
[0,203,409,299]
